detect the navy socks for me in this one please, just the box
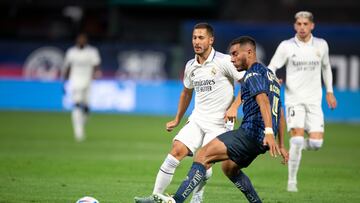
[229,170,262,203]
[173,162,206,203]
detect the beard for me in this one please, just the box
[238,57,248,71]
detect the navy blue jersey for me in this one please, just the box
[240,63,282,144]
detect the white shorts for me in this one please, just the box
[286,103,324,133]
[71,86,90,105]
[174,118,228,155]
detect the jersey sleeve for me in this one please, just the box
[245,71,268,97]
[321,40,334,93]
[183,61,193,89]
[92,48,101,66]
[61,49,72,76]
[221,55,245,81]
[268,41,288,73]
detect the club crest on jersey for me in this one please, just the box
[316,50,321,58]
[211,67,217,76]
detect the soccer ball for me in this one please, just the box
[76,196,99,203]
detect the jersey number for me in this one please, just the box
[272,96,279,124]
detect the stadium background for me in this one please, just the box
[0,1,360,202]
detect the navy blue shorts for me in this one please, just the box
[217,128,268,168]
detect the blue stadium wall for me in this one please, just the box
[0,22,359,121]
[0,79,359,122]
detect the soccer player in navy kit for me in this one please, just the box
[152,36,289,203]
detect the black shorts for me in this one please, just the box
[217,128,268,168]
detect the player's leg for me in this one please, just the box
[135,142,191,203]
[305,104,325,151]
[152,140,190,194]
[189,167,211,203]
[81,86,90,126]
[71,88,85,142]
[222,160,262,203]
[135,121,202,203]
[163,136,229,203]
[286,105,306,192]
[220,128,265,203]
[189,123,227,203]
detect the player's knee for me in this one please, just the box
[221,160,240,178]
[308,139,323,150]
[83,105,90,114]
[74,103,82,108]
[222,166,236,178]
[170,141,189,160]
[290,136,304,147]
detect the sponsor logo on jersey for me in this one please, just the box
[244,72,260,82]
[193,79,216,93]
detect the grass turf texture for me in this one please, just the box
[0,111,359,203]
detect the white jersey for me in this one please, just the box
[268,35,333,105]
[64,45,101,89]
[184,48,244,125]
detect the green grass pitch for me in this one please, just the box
[0,111,360,203]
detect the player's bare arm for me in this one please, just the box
[278,107,289,164]
[166,87,193,132]
[224,91,242,123]
[62,65,70,80]
[326,92,337,110]
[256,92,280,157]
[93,65,102,79]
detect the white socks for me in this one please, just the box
[288,136,304,184]
[72,107,87,142]
[153,154,211,203]
[153,154,180,194]
[190,168,212,203]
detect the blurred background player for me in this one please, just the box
[152,36,288,203]
[134,22,244,203]
[268,11,337,192]
[62,33,101,142]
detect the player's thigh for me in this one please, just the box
[305,104,324,138]
[286,104,306,132]
[194,137,229,165]
[173,120,204,156]
[71,87,88,104]
[202,123,227,148]
[217,129,265,168]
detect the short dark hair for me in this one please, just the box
[193,22,214,37]
[229,36,256,49]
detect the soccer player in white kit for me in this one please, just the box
[134,23,244,203]
[63,33,101,142]
[268,11,337,192]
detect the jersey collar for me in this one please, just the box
[294,34,314,46]
[193,48,216,66]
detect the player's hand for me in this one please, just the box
[166,119,180,132]
[94,69,102,79]
[279,147,289,165]
[326,92,337,110]
[263,134,280,157]
[224,105,238,123]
